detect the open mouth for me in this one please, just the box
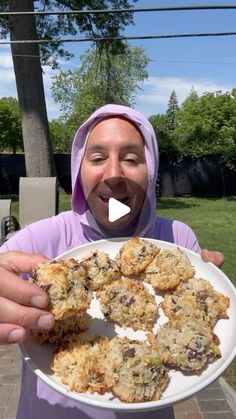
[99,195,130,204]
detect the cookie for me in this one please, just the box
[30,258,92,320]
[161,278,229,327]
[81,250,120,290]
[104,337,168,402]
[97,278,157,331]
[52,333,109,394]
[142,248,195,290]
[31,313,92,345]
[153,318,221,371]
[115,237,160,276]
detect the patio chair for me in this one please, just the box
[18,177,59,228]
[1,177,59,244]
[0,199,20,245]
[0,199,11,222]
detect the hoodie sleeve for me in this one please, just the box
[156,216,200,254]
[0,212,77,259]
[172,219,201,254]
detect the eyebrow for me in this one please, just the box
[86,144,106,152]
[86,143,144,153]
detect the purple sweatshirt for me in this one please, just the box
[0,105,200,419]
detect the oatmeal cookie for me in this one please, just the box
[142,248,195,290]
[161,278,229,327]
[81,250,120,290]
[31,312,92,345]
[97,278,157,331]
[30,258,92,320]
[104,337,168,402]
[115,237,160,276]
[153,318,221,371]
[52,334,109,394]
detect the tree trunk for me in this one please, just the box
[8,0,56,177]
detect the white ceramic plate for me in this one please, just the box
[20,238,236,412]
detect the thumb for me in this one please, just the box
[0,251,48,275]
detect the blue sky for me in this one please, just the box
[0,0,236,120]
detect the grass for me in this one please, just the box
[157,197,236,285]
[8,193,236,389]
[157,197,236,391]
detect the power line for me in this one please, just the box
[1,32,236,45]
[151,59,236,65]
[1,4,236,17]
[3,54,236,65]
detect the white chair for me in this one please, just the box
[1,177,59,244]
[18,177,59,228]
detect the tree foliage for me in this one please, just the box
[165,90,179,132]
[150,88,236,169]
[0,1,138,67]
[0,0,138,176]
[0,97,23,153]
[51,44,149,128]
[49,118,75,152]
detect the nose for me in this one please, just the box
[103,158,124,180]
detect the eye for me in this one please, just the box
[90,155,107,164]
[126,158,138,164]
[124,154,139,165]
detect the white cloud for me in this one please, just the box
[135,76,233,116]
[0,50,17,97]
[0,52,62,119]
[1,52,234,121]
[42,66,62,120]
[1,54,14,68]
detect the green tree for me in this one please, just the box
[175,89,236,158]
[165,90,179,132]
[149,88,236,168]
[49,118,74,153]
[0,0,138,176]
[0,97,23,153]
[149,113,180,161]
[51,44,149,127]
[165,88,236,170]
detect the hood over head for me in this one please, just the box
[71,104,159,242]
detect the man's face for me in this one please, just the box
[80,117,148,229]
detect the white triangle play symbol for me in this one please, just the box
[108,197,131,222]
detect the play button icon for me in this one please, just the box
[108,197,131,222]
[85,177,151,238]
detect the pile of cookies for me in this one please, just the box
[30,237,230,403]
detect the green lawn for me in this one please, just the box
[9,193,236,388]
[157,197,236,285]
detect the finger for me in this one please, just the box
[0,252,50,309]
[0,266,49,309]
[0,296,54,330]
[0,251,48,275]
[0,325,26,345]
[201,249,224,268]
[212,251,224,268]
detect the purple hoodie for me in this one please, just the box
[0,105,199,419]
